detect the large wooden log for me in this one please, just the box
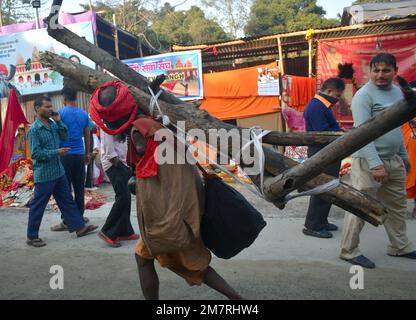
[40,51,386,225]
[45,0,183,106]
[263,93,416,202]
[262,131,342,146]
[45,3,343,148]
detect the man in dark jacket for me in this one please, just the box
[302,77,345,238]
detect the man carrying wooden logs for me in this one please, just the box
[340,53,416,268]
[90,81,243,300]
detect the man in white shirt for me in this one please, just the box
[99,131,138,247]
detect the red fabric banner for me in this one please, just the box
[316,31,416,128]
[317,31,416,87]
[0,89,28,173]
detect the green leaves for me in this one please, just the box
[245,0,341,36]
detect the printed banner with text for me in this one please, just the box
[0,21,95,97]
[123,50,203,101]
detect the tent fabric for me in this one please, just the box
[203,64,275,98]
[201,97,279,120]
[0,90,29,173]
[200,63,280,120]
[283,76,316,112]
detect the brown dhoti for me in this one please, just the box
[135,163,211,286]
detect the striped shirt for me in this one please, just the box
[28,118,68,183]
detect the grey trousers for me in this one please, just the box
[340,156,414,259]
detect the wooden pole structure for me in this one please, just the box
[40,51,387,226]
[263,90,416,203]
[308,39,313,77]
[277,36,285,75]
[44,4,184,107]
[112,14,120,59]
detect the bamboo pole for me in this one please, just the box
[277,36,285,75]
[113,14,120,59]
[308,39,313,77]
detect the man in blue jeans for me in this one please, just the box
[27,96,97,247]
[51,87,91,231]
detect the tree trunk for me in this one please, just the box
[263,98,416,201]
[40,51,386,226]
[262,131,342,146]
[45,4,184,107]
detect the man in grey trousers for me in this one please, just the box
[340,53,416,269]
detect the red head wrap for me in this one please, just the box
[90,80,139,135]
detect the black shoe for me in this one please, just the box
[345,255,376,269]
[302,228,333,238]
[388,251,416,259]
[325,223,338,231]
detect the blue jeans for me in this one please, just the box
[61,154,85,216]
[27,175,85,240]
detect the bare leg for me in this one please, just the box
[135,253,159,300]
[203,266,244,300]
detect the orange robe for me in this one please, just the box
[402,123,416,198]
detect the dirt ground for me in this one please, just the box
[0,182,415,300]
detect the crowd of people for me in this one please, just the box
[24,52,415,299]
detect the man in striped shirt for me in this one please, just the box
[26,96,97,247]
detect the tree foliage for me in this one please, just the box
[245,0,340,36]
[199,0,252,38]
[78,1,228,51]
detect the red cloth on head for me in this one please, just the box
[131,117,164,179]
[0,90,28,173]
[90,80,139,135]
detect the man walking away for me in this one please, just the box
[51,87,91,232]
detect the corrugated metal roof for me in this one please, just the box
[172,16,416,64]
[342,0,416,25]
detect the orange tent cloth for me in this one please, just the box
[201,96,279,121]
[283,76,316,112]
[403,122,416,198]
[200,63,280,120]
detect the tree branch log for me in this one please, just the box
[262,131,342,146]
[44,4,184,106]
[263,96,416,202]
[40,51,386,225]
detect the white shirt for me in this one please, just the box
[100,131,128,171]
